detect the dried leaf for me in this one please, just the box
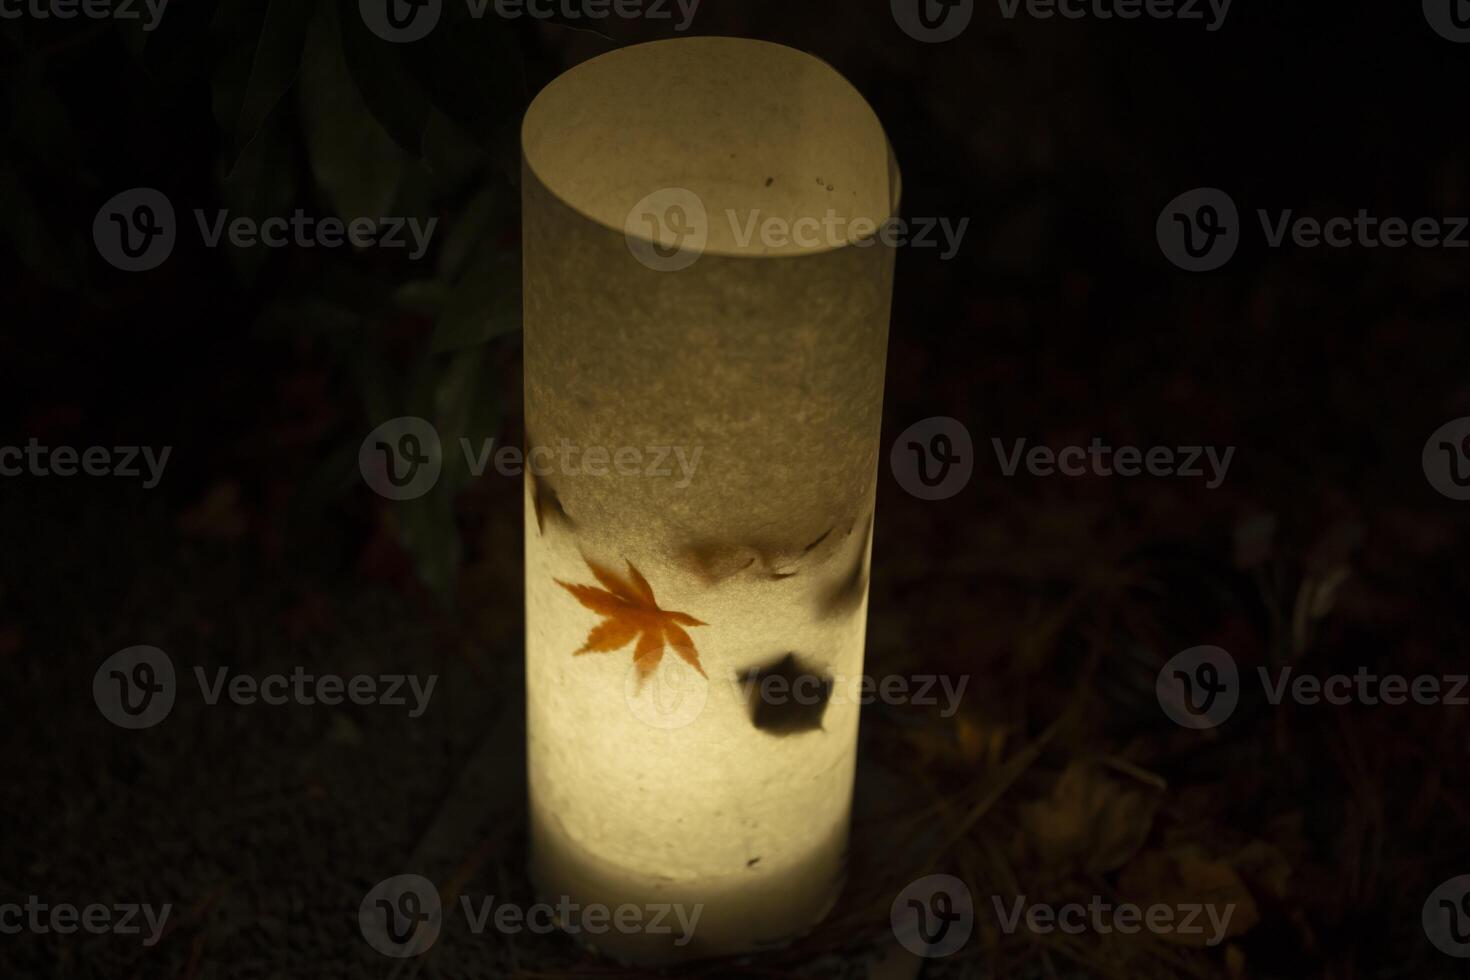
[1118,844,1260,947]
[178,482,248,539]
[1019,759,1162,874]
[557,558,707,683]
[1233,512,1277,569]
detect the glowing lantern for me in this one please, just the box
[521,36,898,963]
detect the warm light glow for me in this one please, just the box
[522,36,899,963]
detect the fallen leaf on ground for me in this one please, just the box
[1019,759,1163,874]
[1118,843,1260,946]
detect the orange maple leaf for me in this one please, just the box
[556,558,708,682]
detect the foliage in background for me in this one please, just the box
[1,0,535,601]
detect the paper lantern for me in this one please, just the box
[521,36,899,963]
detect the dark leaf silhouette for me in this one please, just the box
[818,514,873,619]
[681,519,852,585]
[803,527,834,553]
[680,540,758,584]
[530,471,573,535]
[737,652,833,734]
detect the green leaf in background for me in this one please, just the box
[336,0,433,158]
[114,7,148,60]
[427,181,521,353]
[212,0,318,172]
[317,261,403,317]
[392,278,450,316]
[393,487,461,604]
[6,66,87,184]
[212,0,275,161]
[0,164,78,289]
[254,296,363,340]
[436,184,513,283]
[399,2,524,144]
[353,340,398,430]
[299,0,405,221]
[421,109,489,193]
[300,438,364,503]
[136,0,223,80]
[219,111,300,283]
[433,345,504,495]
[432,247,520,354]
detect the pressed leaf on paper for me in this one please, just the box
[736,652,833,734]
[530,471,573,535]
[557,558,707,683]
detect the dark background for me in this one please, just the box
[2,0,1469,976]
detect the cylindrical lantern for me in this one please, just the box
[522,37,898,963]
